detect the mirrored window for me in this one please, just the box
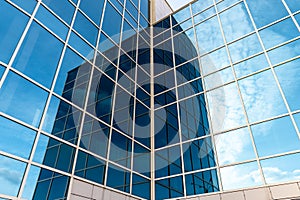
[183,137,216,172]
[42,95,82,144]
[261,153,300,184]
[285,0,300,13]
[36,5,69,40]
[0,1,29,64]
[155,176,184,200]
[42,0,75,24]
[195,17,224,53]
[219,2,254,43]
[192,0,213,15]
[275,58,300,112]
[106,164,130,192]
[155,145,182,178]
[185,169,219,195]
[220,161,262,190]
[0,65,5,80]
[0,71,48,127]
[216,128,256,166]
[234,53,269,78]
[0,116,36,159]
[228,33,262,63]
[68,31,95,59]
[0,155,26,197]
[259,18,299,50]
[140,0,149,20]
[239,70,287,123]
[293,113,300,131]
[11,0,36,13]
[207,83,246,133]
[133,142,150,177]
[22,165,70,200]
[135,100,151,147]
[79,0,104,25]
[216,0,240,11]
[204,67,234,90]
[102,2,122,43]
[201,47,230,75]
[33,134,75,173]
[75,150,106,184]
[109,130,132,168]
[251,116,300,157]
[132,174,150,199]
[13,21,64,88]
[246,0,288,28]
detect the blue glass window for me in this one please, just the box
[261,153,300,184]
[0,1,28,64]
[204,67,234,91]
[73,11,98,46]
[80,115,109,158]
[33,134,75,173]
[246,0,288,28]
[185,169,219,195]
[42,0,75,24]
[201,47,230,75]
[10,0,36,13]
[13,22,64,88]
[238,70,287,123]
[36,5,68,40]
[183,137,216,172]
[259,18,299,50]
[126,0,138,20]
[106,164,130,192]
[135,100,151,147]
[68,31,95,58]
[0,116,36,159]
[0,66,5,80]
[155,176,184,200]
[102,2,122,43]
[193,6,215,23]
[75,150,106,184]
[98,33,120,65]
[220,2,254,42]
[133,143,150,177]
[285,0,300,13]
[192,0,214,15]
[132,174,150,199]
[109,130,132,168]
[251,116,300,157]
[0,71,48,127]
[79,0,104,25]
[216,0,240,11]
[140,0,149,20]
[195,17,224,53]
[275,58,300,111]
[155,145,182,178]
[43,95,83,144]
[215,128,256,165]
[87,69,115,124]
[0,155,26,197]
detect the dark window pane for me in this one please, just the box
[13,22,64,88]
[79,0,104,25]
[106,164,130,192]
[0,1,28,64]
[155,176,184,200]
[102,2,122,43]
[132,174,150,199]
[0,71,48,127]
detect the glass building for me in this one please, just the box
[0,0,299,199]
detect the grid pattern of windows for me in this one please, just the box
[0,0,299,199]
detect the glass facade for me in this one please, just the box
[0,0,299,200]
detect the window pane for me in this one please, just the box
[0,1,28,64]
[220,161,262,190]
[36,5,69,40]
[155,176,184,200]
[0,71,48,127]
[219,2,254,42]
[33,134,75,173]
[132,174,150,199]
[0,116,36,159]
[68,31,95,59]
[275,58,300,111]
[216,128,256,166]
[201,47,230,75]
[261,153,300,184]
[251,116,300,157]
[13,22,64,88]
[42,0,75,24]
[207,83,246,133]
[0,65,5,80]
[239,70,287,123]
[0,155,26,197]
[102,2,122,43]
[195,17,224,53]
[204,67,234,90]
[11,0,36,13]
[133,143,150,177]
[246,0,288,28]
[259,18,299,50]
[192,0,213,15]
[73,11,98,46]
[285,0,300,13]
[79,0,104,25]
[42,95,82,144]
[106,164,130,193]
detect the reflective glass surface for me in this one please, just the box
[79,0,104,25]
[42,0,75,24]
[13,22,64,88]
[251,116,300,157]
[0,71,48,127]
[0,1,28,64]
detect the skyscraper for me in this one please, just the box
[0,0,299,199]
